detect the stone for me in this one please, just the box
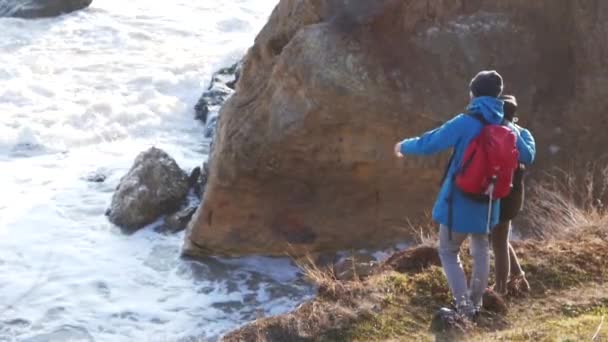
[0,0,92,19]
[107,147,189,232]
[84,170,107,183]
[159,206,198,234]
[333,253,378,281]
[194,62,240,140]
[188,167,201,189]
[384,246,441,274]
[185,0,608,257]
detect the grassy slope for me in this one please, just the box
[224,225,608,342]
[324,226,608,341]
[224,178,608,342]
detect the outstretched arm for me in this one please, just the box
[398,114,465,156]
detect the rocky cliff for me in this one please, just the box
[184,0,608,257]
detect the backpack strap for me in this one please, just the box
[440,112,481,186]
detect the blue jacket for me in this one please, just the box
[399,97,536,234]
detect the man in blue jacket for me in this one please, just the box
[394,71,536,319]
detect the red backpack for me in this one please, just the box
[455,113,519,200]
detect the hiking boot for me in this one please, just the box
[430,307,473,336]
[455,298,479,323]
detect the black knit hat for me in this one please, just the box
[469,70,504,98]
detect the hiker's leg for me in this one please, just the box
[438,225,469,305]
[491,221,510,294]
[469,232,490,309]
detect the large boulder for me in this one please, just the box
[0,0,92,18]
[184,0,608,257]
[108,147,189,232]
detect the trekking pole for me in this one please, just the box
[485,176,497,235]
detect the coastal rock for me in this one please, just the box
[185,0,608,257]
[157,206,198,234]
[194,63,240,139]
[107,147,189,232]
[0,0,92,18]
[188,164,210,200]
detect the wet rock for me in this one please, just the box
[188,165,209,199]
[334,253,378,281]
[194,62,240,139]
[188,163,210,200]
[0,0,92,18]
[107,147,189,232]
[84,171,106,183]
[384,246,441,274]
[158,206,197,234]
[188,167,201,189]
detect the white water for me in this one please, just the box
[0,1,315,341]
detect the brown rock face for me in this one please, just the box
[184,0,608,257]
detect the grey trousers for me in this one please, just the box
[438,225,490,309]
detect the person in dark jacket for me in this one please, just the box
[394,71,535,319]
[492,95,535,295]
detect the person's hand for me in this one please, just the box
[394,143,404,158]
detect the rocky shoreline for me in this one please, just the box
[105,62,240,236]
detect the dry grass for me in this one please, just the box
[524,165,608,239]
[295,255,344,297]
[402,213,439,246]
[294,254,371,303]
[225,169,608,342]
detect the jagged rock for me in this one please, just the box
[188,167,201,188]
[157,206,198,234]
[185,0,608,257]
[0,0,92,18]
[194,62,240,140]
[107,147,189,232]
[188,164,209,200]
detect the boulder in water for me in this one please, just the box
[0,0,92,19]
[107,147,189,232]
